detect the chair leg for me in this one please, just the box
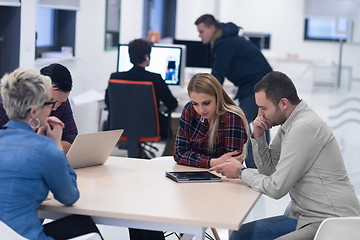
[127,137,141,158]
[178,229,220,240]
[210,228,221,240]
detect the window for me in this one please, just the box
[105,0,120,50]
[35,0,78,59]
[143,0,176,40]
[36,7,54,47]
[0,5,20,76]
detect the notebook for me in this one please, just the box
[66,129,124,169]
[165,171,222,183]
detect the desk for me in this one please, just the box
[39,157,260,240]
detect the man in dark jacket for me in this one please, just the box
[195,14,272,167]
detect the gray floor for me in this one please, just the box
[101,79,360,239]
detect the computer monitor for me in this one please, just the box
[243,32,271,50]
[304,17,352,42]
[117,44,186,86]
[173,39,213,68]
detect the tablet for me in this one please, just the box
[165,171,222,183]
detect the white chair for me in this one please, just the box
[0,221,101,240]
[0,221,28,240]
[313,217,360,240]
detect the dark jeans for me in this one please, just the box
[129,228,165,240]
[43,215,103,240]
[239,94,270,168]
[230,215,297,240]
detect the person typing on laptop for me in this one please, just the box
[0,63,77,153]
[0,68,102,239]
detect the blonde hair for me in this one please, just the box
[1,68,52,120]
[187,73,249,155]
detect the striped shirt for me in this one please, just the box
[174,102,248,168]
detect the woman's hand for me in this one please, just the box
[210,150,244,167]
[37,117,64,151]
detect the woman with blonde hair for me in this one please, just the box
[174,73,249,168]
[0,68,102,240]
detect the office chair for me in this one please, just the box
[313,217,360,240]
[107,79,167,158]
[0,221,101,240]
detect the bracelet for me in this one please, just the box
[238,167,247,179]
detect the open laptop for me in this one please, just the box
[66,129,124,169]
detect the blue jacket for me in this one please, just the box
[212,22,272,99]
[0,120,79,240]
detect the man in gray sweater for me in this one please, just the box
[211,71,360,240]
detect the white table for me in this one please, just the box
[39,157,260,239]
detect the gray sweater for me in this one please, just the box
[242,100,360,229]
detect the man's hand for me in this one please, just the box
[253,114,271,139]
[209,159,245,179]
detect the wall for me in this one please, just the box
[68,0,144,96]
[176,0,360,93]
[176,0,343,62]
[71,0,144,133]
[19,0,144,133]
[17,0,360,133]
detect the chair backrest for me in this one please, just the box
[107,79,161,142]
[313,217,360,240]
[0,221,28,240]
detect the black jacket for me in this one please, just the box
[212,22,272,99]
[104,66,178,138]
[105,65,178,112]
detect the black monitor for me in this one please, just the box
[117,44,185,86]
[173,39,213,68]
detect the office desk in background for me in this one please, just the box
[39,157,261,240]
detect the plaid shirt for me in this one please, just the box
[174,102,248,168]
[0,97,78,143]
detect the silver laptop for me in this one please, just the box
[66,129,124,169]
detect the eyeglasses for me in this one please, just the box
[43,99,57,110]
[54,99,66,108]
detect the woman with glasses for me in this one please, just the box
[0,68,102,240]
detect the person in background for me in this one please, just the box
[0,68,102,240]
[104,38,175,240]
[105,38,178,140]
[195,14,272,168]
[0,63,78,153]
[210,71,360,240]
[173,73,248,168]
